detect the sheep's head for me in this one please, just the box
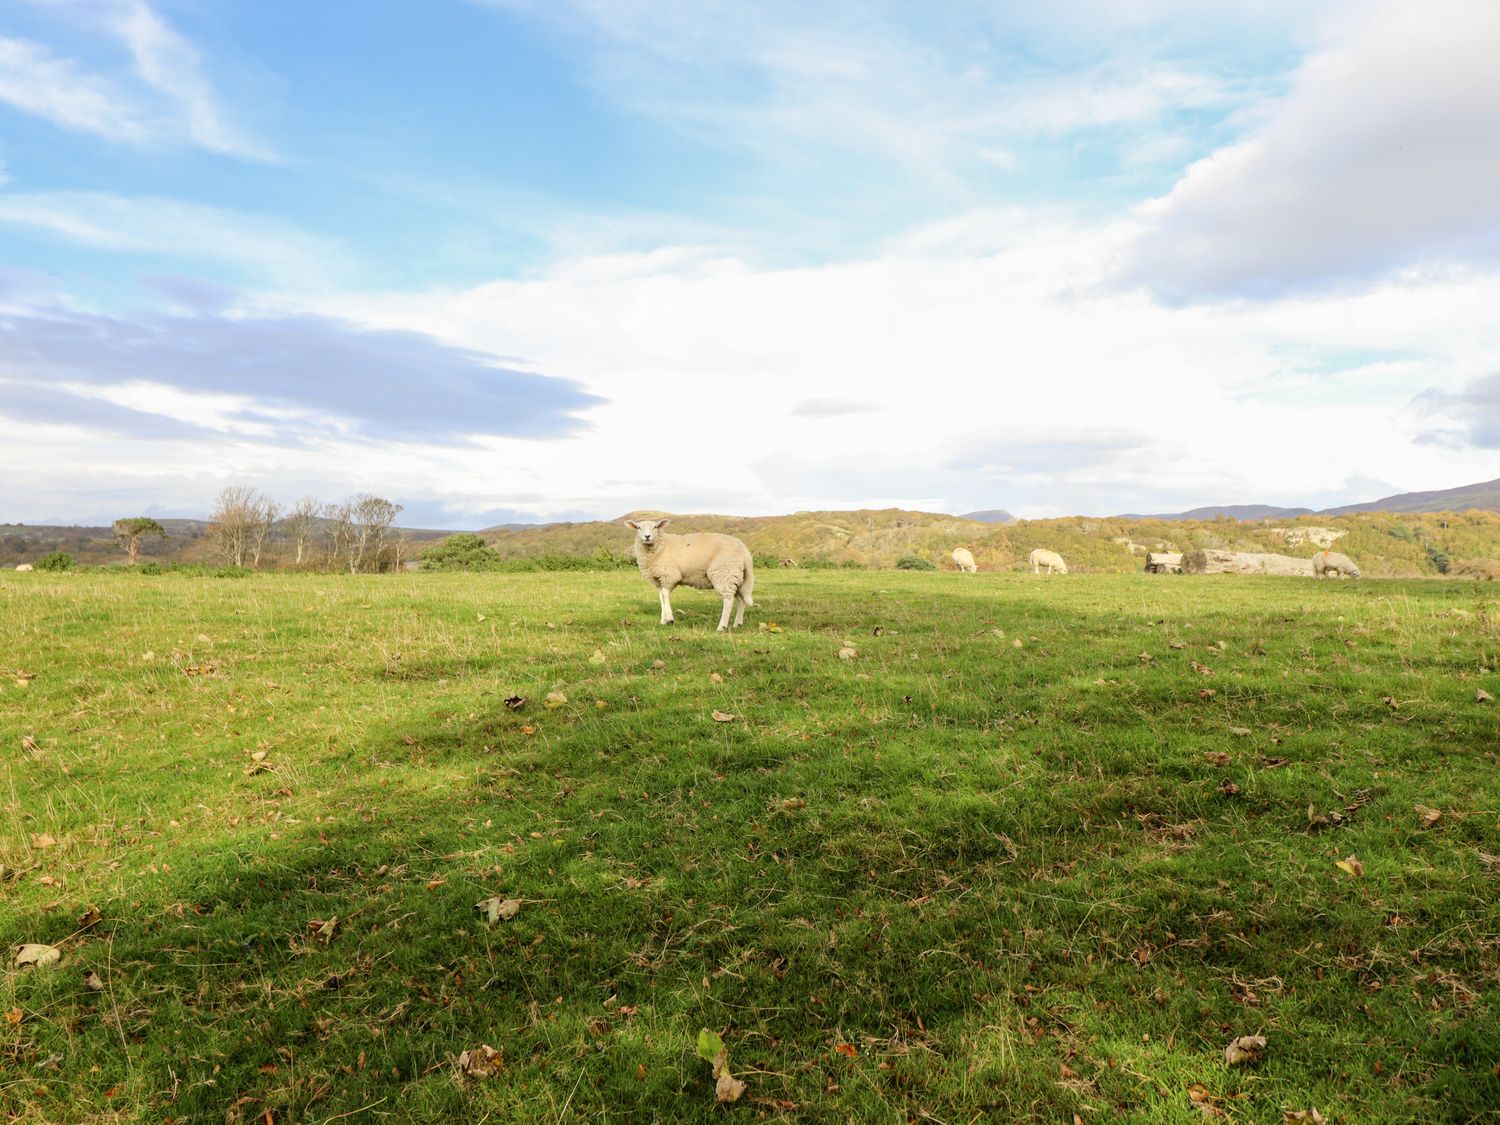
[625,518,670,548]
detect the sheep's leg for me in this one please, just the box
[658,585,674,625]
[732,593,747,627]
[717,594,734,632]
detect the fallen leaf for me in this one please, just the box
[519,725,537,735]
[457,1044,503,1078]
[1477,688,1493,703]
[21,735,39,757]
[543,691,568,710]
[476,897,522,924]
[1335,855,1365,878]
[29,834,56,849]
[307,917,337,945]
[1414,804,1442,828]
[1191,661,1214,676]
[15,943,61,969]
[709,673,723,683]
[780,798,807,811]
[1260,757,1289,769]
[1138,652,1154,664]
[588,649,606,665]
[838,647,857,660]
[426,877,448,890]
[1169,641,1187,650]
[1203,751,1231,767]
[503,695,526,711]
[696,1028,748,1102]
[4,1007,21,1025]
[1223,1035,1266,1066]
[1228,727,1252,737]
[77,906,102,930]
[243,759,274,776]
[872,626,884,636]
[651,659,666,670]
[711,710,735,723]
[1381,695,1398,710]
[476,613,486,622]
[834,1043,858,1058]
[83,970,105,992]
[1198,688,1217,699]
[1186,1083,1224,1118]
[1283,1112,1326,1124]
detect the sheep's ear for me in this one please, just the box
[657,518,670,528]
[625,520,639,529]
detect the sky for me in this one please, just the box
[2,0,1499,528]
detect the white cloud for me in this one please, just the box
[0,2,268,158]
[0,35,152,142]
[1125,0,1500,298]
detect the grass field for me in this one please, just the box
[3,569,1498,1123]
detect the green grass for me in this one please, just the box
[3,570,1498,1123]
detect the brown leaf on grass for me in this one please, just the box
[503,695,526,711]
[476,897,522,924]
[1186,1083,1225,1117]
[1283,1112,1326,1124]
[543,691,568,710]
[15,943,61,969]
[780,798,807,811]
[21,734,39,757]
[588,649,606,665]
[1217,780,1241,796]
[1477,688,1493,703]
[4,1007,21,1024]
[872,626,885,637]
[1223,1035,1266,1066]
[307,917,337,945]
[1228,727,1252,737]
[837,647,857,660]
[83,970,105,992]
[1414,804,1442,828]
[518,724,537,735]
[29,834,56,849]
[1138,652,1154,664]
[457,1044,503,1078]
[715,1062,747,1103]
[1169,641,1187,650]
[711,710,736,723]
[1203,751,1231,767]
[834,1042,858,1058]
[426,877,448,890]
[1334,855,1365,877]
[77,906,102,930]
[1198,688,1217,699]
[709,673,723,683]
[1191,661,1214,676]
[1260,757,1289,769]
[244,759,274,776]
[1381,695,1398,710]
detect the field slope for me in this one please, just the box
[3,570,1498,1122]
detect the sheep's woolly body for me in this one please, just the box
[1313,550,1361,578]
[1029,548,1067,574]
[952,548,977,573]
[626,519,755,630]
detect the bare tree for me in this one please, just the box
[322,500,353,570]
[283,496,321,567]
[245,495,280,569]
[344,494,402,573]
[206,486,265,568]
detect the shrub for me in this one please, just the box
[36,551,73,572]
[894,555,936,571]
[421,533,503,571]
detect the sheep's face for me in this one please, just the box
[626,518,670,548]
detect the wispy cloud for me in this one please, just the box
[0,192,340,287]
[790,398,881,419]
[0,1,269,159]
[1411,372,1500,449]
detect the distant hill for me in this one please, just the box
[1121,477,1500,520]
[1321,477,1500,515]
[958,509,1017,524]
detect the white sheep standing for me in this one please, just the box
[626,518,755,631]
[15,563,34,572]
[1312,550,1361,579]
[1029,548,1068,575]
[952,547,977,573]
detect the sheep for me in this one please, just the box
[778,558,799,568]
[952,547,977,573]
[625,518,755,631]
[15,563,33,572]
[1029,548,1067,575]
[1313,550,1361,579]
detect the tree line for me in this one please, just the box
[204,488,406,572]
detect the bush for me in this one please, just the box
[132,561,250,578]
[36,551,73,572]
[894,555,936,571]
[421,533,503,571]
[497,549,637,573]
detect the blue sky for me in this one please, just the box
[2,0,1499,526]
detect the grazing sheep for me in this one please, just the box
[626,518,755,631]
[1313,550,1361,579]
[15,563,33,572]
[952,547,977,573]
[778,558,798,568]
[1029,548,1068,575]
